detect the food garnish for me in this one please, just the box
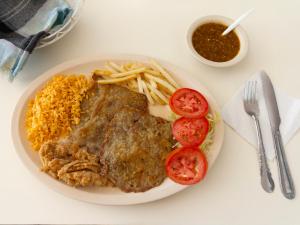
[201,112,219,152]
[92,59,179,105]
[172,117,209,147]
[167,87,213,185]
[165,147,208,185]
[169,88,209,118]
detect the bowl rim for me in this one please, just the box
[186,15,249,67]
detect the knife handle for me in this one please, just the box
[273,130,295,199]
[253,116,274,193]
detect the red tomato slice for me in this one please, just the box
[172,117,209,147]
[170,88,209,118]
[165,147,208,185]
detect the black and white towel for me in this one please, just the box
[0,0,71,80]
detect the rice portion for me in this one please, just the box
[26,75,91,150]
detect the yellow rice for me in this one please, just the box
[25,75,91,150]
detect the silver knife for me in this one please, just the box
[260,71,295,199]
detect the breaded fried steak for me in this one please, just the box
[39,83,174,191]
[100,107,175,192]
[71,84,148,153]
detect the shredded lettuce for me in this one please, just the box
[201,112,220,152]
[168,111,180,121]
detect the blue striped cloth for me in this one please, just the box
[0,0,71,80]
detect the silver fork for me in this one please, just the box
[243,80,275,193]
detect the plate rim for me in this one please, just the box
[11,54,224,205]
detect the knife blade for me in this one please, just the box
[260,71,295,199]
[260,71,281,129]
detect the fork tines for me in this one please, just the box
[244,80,258,103]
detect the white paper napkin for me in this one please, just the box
[222,71,300,160]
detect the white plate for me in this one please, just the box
[11,54,224,205]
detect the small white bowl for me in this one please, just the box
[186,15,249,67]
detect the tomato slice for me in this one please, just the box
[172,117,209,147]
[169,88,209,118]
[165,147,207,185]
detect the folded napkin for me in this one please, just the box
[0,0,71,80]
[222,71,300,160]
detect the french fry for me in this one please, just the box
[149,78,157,89]
[93,69,112,76]
[109,61,136,75]
[110,68,146,78]
[119,63,140,92]
[141,80,154,104]
[146,82,169,104]
[124,63,134,70]
[150,91,166,105]
[120,63,139,91]
[145,68,162,77]
[137,74,143,93]
[131,62,144,69]
[92,60,180,105]
[150,59,179,88]
[128,79,138,91]
[144,73,176,94]
[120,65,127,72]
[156,83,171,96]
[96,74,137,84]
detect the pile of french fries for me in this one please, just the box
[92,59,179,105]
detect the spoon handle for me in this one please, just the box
[222,8,254,36]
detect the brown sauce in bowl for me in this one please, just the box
[192,23,240,62]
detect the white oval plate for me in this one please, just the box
[12,54,224,205]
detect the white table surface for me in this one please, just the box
[1,0,300,224]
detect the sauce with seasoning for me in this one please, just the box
[192,23,240,62]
